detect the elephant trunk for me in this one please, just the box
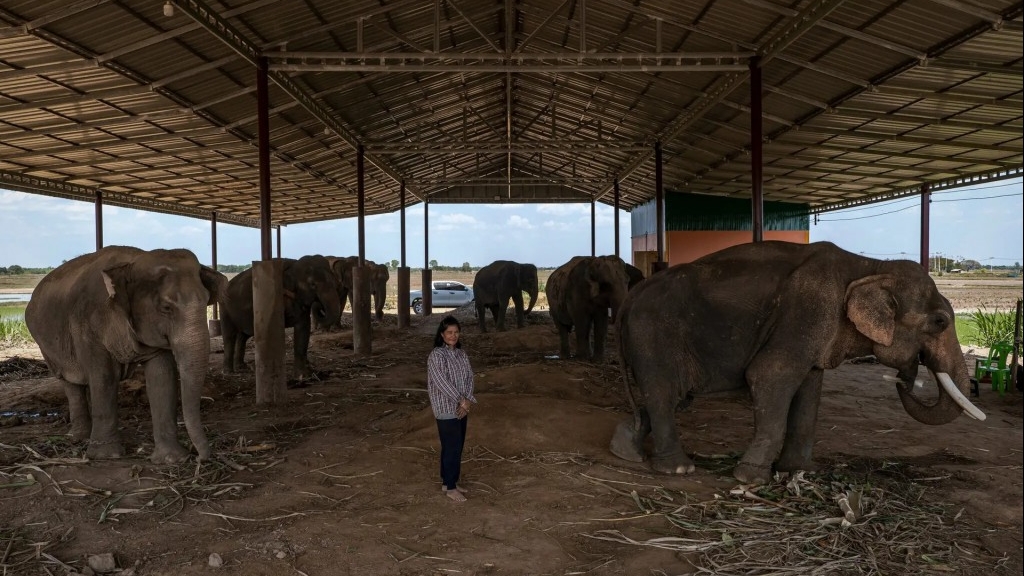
[173,318,213,460]
[525,286,537,316]
[893,348,983,425]
[317,291,343,328]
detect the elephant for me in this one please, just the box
[24,246,228,463]
[545,255,631,361]
[318,256,390,327]
[624,263,645,290]
[609,241,986,484]
[473,260,539,332]
[221,255,341,378]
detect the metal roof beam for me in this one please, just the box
[173,0,414,199]
[0,0,110,40]
[0,169,262,227]
[768,141,1016,166]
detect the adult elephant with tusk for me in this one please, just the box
[25,246,228,464]
[221,255,341,378]
[610,241,985,485]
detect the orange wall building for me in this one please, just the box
[630,192,810,275]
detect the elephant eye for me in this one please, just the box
[929,313,950,332]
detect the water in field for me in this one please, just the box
[0,293,31,303]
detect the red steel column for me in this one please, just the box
[750,56,764,243]
[920,183,931,270]
[257,55,272,261]
[94,190,103,251]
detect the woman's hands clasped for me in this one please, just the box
[457,398,471,419]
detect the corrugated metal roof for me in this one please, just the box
[0,0,1020,228]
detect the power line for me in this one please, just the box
[818,190,1023,222]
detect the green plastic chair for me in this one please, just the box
[974,342,1014,395]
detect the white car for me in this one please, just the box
[409,281,475,315]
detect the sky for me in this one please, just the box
[1,178,1021,269]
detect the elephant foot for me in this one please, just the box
[775,456,820,475]
[650,451,696,475]
[69,424,91,442]
[609,420,646,463]
[86,439,125,460]
[150,443,191,464]
[733,461,773,484]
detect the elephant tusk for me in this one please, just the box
[936,372,986,421]
[882,374,924,389]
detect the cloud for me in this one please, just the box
[542,220,573,231]
[436,212,484,231]
[506,214,533,229]
[536,203,590,216]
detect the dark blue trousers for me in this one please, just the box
[436,416,468,490]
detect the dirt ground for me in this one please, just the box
[1,287,1022,575]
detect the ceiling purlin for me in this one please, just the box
[0,1,358,220]
[173,0,410,208]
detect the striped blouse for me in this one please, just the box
[427,346,477,419]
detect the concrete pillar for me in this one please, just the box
[252,259,286,404]
[352,265,372,355]
[421,268,433,316]
[397,267,411,328]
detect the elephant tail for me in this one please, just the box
[620,360,642,431]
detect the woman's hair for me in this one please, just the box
[433,315,462,348]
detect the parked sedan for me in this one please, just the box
[409,281,475,315]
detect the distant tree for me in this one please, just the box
[962,259,982,271]
[0,267,7,275]
[461,261,471,271]
[390,259,399,269]
[429,259,438,269]
[8,265,24,275]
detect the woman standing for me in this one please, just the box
[427,315,477,502]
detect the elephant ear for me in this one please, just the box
[100,263,140,364]
[200,265,229,307]
[845,274,897,346]
[102,263,133,312]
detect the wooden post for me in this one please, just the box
[252,259,286,404]
[1010,298,1022,393]
[352,265,372,355]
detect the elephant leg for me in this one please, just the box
[776,369,824,473]
[556,323,572,358]
[292,315,313,378]
[221,320,237,373]
[609,408,652,463]
[495,301,507,331]
[476,301,488,332]
[232,333,250,372]
[144,353,190,464]
[648,395,695,474]
[575,316,593,360]
[63,381,91,440]
[85,359,124,460]
[735,358,805,484]
[592,313,610,362]
[511,292,525,328]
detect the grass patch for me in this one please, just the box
[0,303,32,347]
[955,314,981,347]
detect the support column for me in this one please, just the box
[750,56,764,243]
[209,212,221,337]
[397,180,410,329]
[254,54,285,402]
[252,259,286,405]
[352,266,371,355]
[590,198,596,256]
[257,55,272,261]
[614,180,620,259]
[94,190,103,251]
[920,183,931,270]
[653,141,668,273]
[353,144,371,354]
[422,199,432,315]
[276,226,281,259]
